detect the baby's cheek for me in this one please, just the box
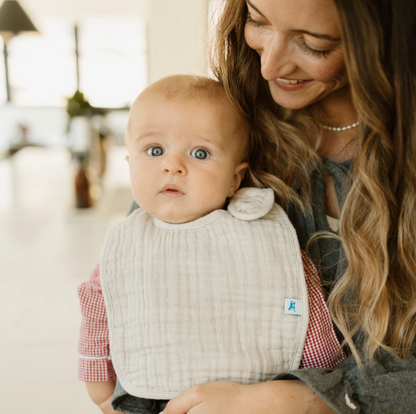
[130,177,150,206]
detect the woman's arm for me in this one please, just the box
[161,346,416,414]
[161,380,336,414]
[275,347,416,414]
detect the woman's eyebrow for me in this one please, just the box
[300,30,341,42]
[245,0,265,17]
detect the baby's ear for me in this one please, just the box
[227,162,248,198]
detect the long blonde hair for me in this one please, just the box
[210,0,416,361]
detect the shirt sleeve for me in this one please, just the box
[301,250,346,369]
[78,263,116,382]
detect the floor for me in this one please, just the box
[0,146,132,413]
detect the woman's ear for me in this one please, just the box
[227,162,248,198]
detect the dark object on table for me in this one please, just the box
[74,153,92,208]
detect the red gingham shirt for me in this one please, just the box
[78,251,345,382]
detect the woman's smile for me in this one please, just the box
[273,78,314,90]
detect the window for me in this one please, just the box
[1,16,147,107]
[77,17,147,108]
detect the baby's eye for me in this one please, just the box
[147,146,164,156]
[191,148,210,160]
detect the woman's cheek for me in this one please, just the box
[244,25,261,53]
[314,54,347,82]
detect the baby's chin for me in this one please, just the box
[139,200,227,224]
[152,212,204,224]
[149,207,223,224]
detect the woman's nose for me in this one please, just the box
[161,154,187,176]
[260,36,296,81]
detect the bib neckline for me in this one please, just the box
[153,209,224,230]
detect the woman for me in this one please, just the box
[161,0,416,413]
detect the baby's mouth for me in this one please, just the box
[161,184,184,196]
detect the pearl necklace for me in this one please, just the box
[321,121,360,132]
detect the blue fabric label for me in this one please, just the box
[284,298,302,316]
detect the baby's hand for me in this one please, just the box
[99,395,124,414]
[86,380,122,414]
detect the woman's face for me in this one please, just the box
[244,0,349,112]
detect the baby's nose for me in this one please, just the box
[162,155,187,175]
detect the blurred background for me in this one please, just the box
[0,0,214,412]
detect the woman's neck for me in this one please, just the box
[318,130,358,162]
[315,85,359,162]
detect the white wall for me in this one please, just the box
[147,0,209,83]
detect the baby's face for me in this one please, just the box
[125,93,248,223]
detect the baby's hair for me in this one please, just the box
[142,74,235,106]
[130,74,249,161]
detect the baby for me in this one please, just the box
[78,75,344,414]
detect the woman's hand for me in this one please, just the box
[161,380,336,414]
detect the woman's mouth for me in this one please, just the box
[273,78,314,90]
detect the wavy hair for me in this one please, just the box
[330,0,416,361]
[210,0,416,361]
[209,1,322,209]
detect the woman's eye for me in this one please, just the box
[147,146,164,156]
[299,41,331,58]
[246,14,264,27]
[191,148,209,160]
